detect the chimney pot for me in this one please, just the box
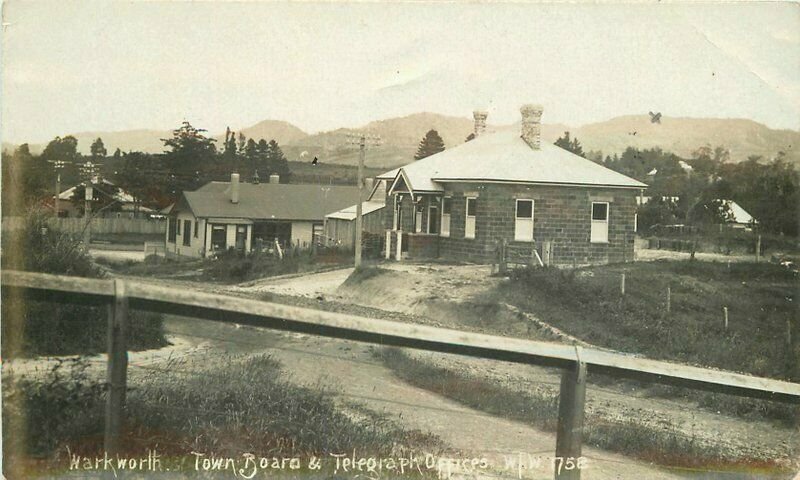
[269,174,280,184]
[473,110,488,137]
[520,104,544,150]
[230,173,240,204]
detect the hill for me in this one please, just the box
[564,115,800,164]
[213,120,308,146]
[5,114,797,169]
[282,113,481,169]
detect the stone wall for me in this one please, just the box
[438,183,637,265]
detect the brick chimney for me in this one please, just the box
[473,110,488,137]
[520,104,544,149]
[269,174,280,184]
[230,173,240,204]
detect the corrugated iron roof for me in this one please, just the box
[178,182,360,221]
[325,201,386,221]
[378,129,647,191]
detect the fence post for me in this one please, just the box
[543,241,553,266]
[555,352,587,480]
[500,238,508,275]
[755,234,762,263]
[620,272,626,296]
[105,279,129,455]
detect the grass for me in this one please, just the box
[3,354,441,477]
[376,347,793,474]
[103,248,354,283]
[494,261,799,381]
[483,260,799,424]
[343,265,391,286]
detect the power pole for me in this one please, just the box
[346,132,381,268]
[79,160,102,247]
[47,160,68,216]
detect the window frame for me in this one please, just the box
[465,197,477,239]
[514,199,535,242]
[183,220,192,246]
[590,201,610,243]
[440,197,452,238]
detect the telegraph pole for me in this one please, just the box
[346,133,381,268]
[47,160,68,216]
[79,160,102,247]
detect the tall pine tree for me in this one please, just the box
[414,129,445,160]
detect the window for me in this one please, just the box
[465,197,476,239]
[194,221,199,238]
[440,197,452,237]
[176,220,181,235]
[591,202,609,243]
[211,225,227,250]
[183,220,192,246]
[414,204,423,233]
[515,199,534,242]
[168,218,177,243]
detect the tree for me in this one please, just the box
[414,129,445,160]
[554,131,585,158]
[161,121,217,196]
[41,135,80,162]
[264,139,292,182]
[90,138,107,158]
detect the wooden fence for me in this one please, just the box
[1,216,166,235]
[2,270,799,480]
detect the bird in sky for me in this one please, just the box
[649,111,662,124]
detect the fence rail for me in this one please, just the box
[1,216,166,235]
[3,269,799,480]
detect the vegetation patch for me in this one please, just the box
[2,354,441,477]
[483,261,799,423]
[1,212,168,357]
[376,347,792,473]
[343,266,391,286]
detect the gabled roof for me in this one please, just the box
[721,200,756,224]
[378,129,647,193]
[176,182,360,221]
[325,201,386,221]
[58,179,135,202]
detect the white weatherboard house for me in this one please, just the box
[166,174,359,258]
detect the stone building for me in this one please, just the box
[371,105,647,265]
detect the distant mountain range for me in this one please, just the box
[5,113,798,168]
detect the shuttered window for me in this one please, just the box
[440,197,452,237]
[591,202,609,243]
[465,197,476,239]
[514,199,534,242]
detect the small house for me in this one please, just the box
[374,105,647,265]
[166,174,359,258]
[323,200,386,248]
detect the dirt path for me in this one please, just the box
[96,262,799,477]
[144,314,685,480]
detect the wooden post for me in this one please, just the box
[500,238,508,274]
[755,234,762,263]
[723,306,729,330]
[543,241,553,266]
[355,137,365,268]
[620,272,626,296]
[105,279,129,455]
[555,352,587,480]
[666,286,671,314]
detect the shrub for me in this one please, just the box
[1,210,168,357]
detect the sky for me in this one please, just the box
[2,1,799,145]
